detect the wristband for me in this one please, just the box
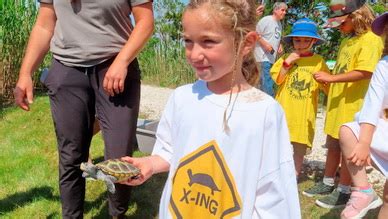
[282,60,292,69]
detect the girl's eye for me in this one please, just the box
[183,39,193,45]
[203,39,216,44]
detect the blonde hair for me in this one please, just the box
[349,4,375,36]
[185,0,259,86]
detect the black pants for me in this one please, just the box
[44,58,140,218]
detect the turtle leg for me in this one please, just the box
[96,171,117,194]
[104,175,117,194]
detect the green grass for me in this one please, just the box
[0,95,381,218]
[0,95,167,218]
[297,175,380,219]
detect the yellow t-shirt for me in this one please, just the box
[271,54,329,147]
[325,31,384,139]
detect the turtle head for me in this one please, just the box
[80,162,98,179]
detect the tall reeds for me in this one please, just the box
[0,0,40,107]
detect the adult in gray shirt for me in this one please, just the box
[255,2,287,97]
[13,0,154,218]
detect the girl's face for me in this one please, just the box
[292,37,316,54]
[182,8,237,89]
[338,16,354,34]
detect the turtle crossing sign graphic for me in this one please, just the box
[169,140,242,218]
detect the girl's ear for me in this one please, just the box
[241,31,257,56]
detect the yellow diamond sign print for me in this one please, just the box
[169,140,242,218]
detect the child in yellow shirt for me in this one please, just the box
[303,0,384,209]
[271,18,329,178]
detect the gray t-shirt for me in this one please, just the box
[39,0,151,67]
[254,15,282,64]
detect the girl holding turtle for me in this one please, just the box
[121,0,300,218]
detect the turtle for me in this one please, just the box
[80,159,140,194]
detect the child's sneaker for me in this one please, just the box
[340,189,383,219]
[302,181,335,197]
[315,188,351,209]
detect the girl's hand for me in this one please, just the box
[348,142,371,166]
[103,58,128,96]
[313,71,333,83]
[119,156,154,186]
[285,52,300,65]
[14,76,34,111]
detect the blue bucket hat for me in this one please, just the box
[283,18,324,45]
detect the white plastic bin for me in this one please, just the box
[136,119,158,154]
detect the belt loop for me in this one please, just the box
[85,68,88,76]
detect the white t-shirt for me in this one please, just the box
[152,80,301,219]
[254,15,282,64]
[346,56,388,177]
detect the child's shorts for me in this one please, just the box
[343,118,388,178]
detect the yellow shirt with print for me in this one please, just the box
[271,54,329,147]
[325,31,383,139]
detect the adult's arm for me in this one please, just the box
[103,2,154,96]
[14,3,56,111]
[255,18,273,53]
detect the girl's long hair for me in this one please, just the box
[349,4,375,36]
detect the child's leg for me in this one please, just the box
[339,126,368,186]
[302,136,338,197]
[323,135,341,178]
[292,142,307,177]
[340,126,383,218]
[378,180,388,219]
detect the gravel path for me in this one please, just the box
[140,84,386,192]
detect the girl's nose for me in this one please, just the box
[189,44,205,62]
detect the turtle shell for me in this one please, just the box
[96,159,140,181]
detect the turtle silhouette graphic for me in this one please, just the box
[187,169,221,195]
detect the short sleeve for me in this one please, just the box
[38,0,53,3]
[354,35,383,72]
[358,59,388,125]
[254,102,301,218]
[257,17,268,34]
[270,54,287,85]
[130,0,153,7]
[317,58,330,91]
[151,92,175,164]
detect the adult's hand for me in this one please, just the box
[256,4,265,17]
[103,58,128,96]
[277,44,284,54]
[14,76,34,111]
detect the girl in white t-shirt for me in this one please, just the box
[120,0,300,218]
[339,12,388,219]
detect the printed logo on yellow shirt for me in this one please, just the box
[286,67,313,99]
[169,140,242,219]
